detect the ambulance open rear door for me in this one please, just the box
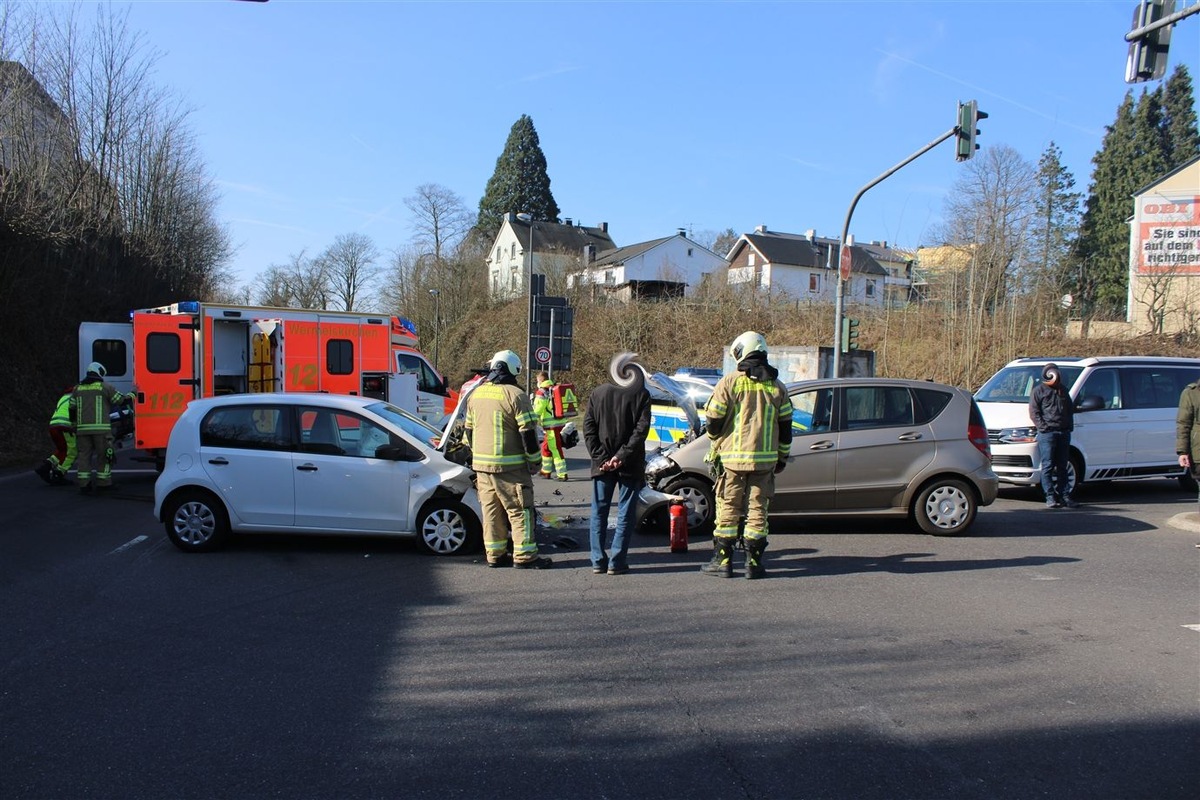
[248,320,284,393]
[132,311,198,452]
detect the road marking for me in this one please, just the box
[1183,625,1200,632]
[109,535,148,554]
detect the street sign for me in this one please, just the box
[839,246,852,282]
[535,346,551,364]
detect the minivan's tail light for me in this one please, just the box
[967,399,992,460]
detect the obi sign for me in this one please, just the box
[1137,195,1200,275]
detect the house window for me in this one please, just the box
[510,243,517,259]
[495,247,501,263]
[604,270,614,285]
[809,274,820,294]
[511,271,520,291]
[492,271,500,292]
[748,253,756,266]
[687,248,694,257]
[865,280,877,298]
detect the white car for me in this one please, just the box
[154,393,482,554]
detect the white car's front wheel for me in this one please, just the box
[416,499,481,556]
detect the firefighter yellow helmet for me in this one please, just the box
[86,361,107,378]
[490,350,522,377]
[729,331,767,361]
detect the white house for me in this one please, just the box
[725,226,913,307]
[567,231,728,301]
[485,212,617,301]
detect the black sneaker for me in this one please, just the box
[513,556,553,569]
[592,563,608,574]
[1045,497,1062,509]
[607,565,630,575]
[1061,496,1080,508]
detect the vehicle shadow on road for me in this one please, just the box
[765,551,1080,578]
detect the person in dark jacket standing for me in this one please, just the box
[583,353,652,575]
[1029,363,1078,509]
[1175,377,1200,513]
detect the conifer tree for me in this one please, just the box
[1078,93,1147,314]
[1030,142,1081,304]
[1160,65,1200,169]
[476,115,560,242]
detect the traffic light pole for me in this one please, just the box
[832,126,959,378]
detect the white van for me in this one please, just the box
[974,356,1200,492]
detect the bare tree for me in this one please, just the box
[320,232,380,311]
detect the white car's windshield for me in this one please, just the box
[365,400,442,447]
[975,365,1085,403]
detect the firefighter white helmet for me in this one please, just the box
[86,361,107,378]
[729,331,767,361]
[490,349,522,377]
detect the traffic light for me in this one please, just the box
[1125,0,1174,83]
[955,100,988,162]
[841,317,860,352]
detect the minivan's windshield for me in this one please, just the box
[975,365,1085,403]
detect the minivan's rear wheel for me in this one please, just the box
[913,478,976,536]
[662,476,716,539]
[416,499,481,555]
[165,489,231,552]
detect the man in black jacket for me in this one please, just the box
[1029,363,1079,509]
[583,357,652,575]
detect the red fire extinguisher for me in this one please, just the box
[669,500,688,553]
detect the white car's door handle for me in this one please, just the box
[809,440,835,451]
[296,464,319,472]
[898,432,923,441]
[207,457,229,465]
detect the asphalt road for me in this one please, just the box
[2,451,1198,799]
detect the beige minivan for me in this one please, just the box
[636,377,999,537]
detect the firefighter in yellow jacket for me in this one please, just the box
[34,386,77,486]
[702,332,793,579]
[465,350,553,569]
[533,371,572,481]
[71,362,131,494]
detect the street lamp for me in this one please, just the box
[428,288,441,371]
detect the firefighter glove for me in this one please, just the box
[774,458,787,474]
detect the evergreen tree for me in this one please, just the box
[1160,64,1200,169]
[476,115,560,242]
[1029,142,1081,302]
[1078,92,1142,314]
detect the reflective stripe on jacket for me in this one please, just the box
[72,379,125,434]
[466,382,540,473]
[706,373,793,471]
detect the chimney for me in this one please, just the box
[564,217,572,226]
[677,227,687,237]
[755,225,768,234]
[805,229,816,241]
[599,221,608,233]
[582,244,596,264]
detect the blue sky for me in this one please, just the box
[107,0,1200,288]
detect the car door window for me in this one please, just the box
[791,388,833,433]
[299,407,399,458]
[200,405,290,450]
[912,388,951,423]
[397,353,442,394]
[843,386,913,429]
[1123,367,1181,409]
[1078,368,1121,409]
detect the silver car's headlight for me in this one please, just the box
[645,453,675,480]
[997,427,1037,444]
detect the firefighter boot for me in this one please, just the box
[745,539,767,580]
[33,459,54,484]
[700,538,734,578]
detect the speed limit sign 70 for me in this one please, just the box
[535,346,551,364]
